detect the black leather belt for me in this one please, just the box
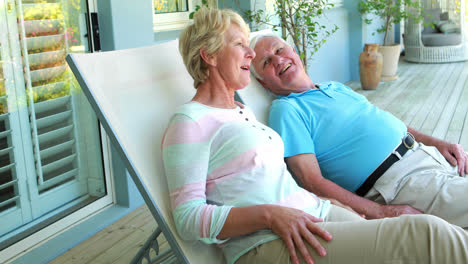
[355,133,416,197]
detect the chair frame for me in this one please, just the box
[64,29,276,264]
[66,53,188,264]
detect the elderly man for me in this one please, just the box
[249,33,468,226]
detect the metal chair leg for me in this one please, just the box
[130,227,178,264]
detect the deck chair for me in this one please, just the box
[66,40,224,264]
[236,71,275,125]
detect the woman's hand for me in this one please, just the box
[266,205,332,264]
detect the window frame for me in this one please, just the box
[0,130,115,263]
[0,0,114,260]
[153,0,194,32]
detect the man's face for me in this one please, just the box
[252,37,312,95]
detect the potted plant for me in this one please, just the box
[358,0,425,81]
[242,0,339,72]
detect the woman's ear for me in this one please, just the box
[200,47,216,66]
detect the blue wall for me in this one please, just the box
[99,0,154,51]
[97,0,386,83]
[309,2,385,82]
[344,0,365,82]
[308,7,351,83]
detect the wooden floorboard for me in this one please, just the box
[52,60,468,264]
[383,63,438,122]
[453,75,468,147]
[399,63,449,127]
[433,64,468,140]
[50,205,159,264]
[352,59,468,150]
[420,64,460,137]
[405,63,451,130]
[407,63,455,131]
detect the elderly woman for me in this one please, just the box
[162,7,468,264]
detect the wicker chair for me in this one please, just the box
[404,0,468,63]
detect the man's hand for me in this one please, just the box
[407,126,467,176]
[286,153,424,222]
[436,142,468,176]
[370,204,423,219]
[267,205,332,264]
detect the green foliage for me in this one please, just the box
[358,0,426,45]
[188,1,338,71]
[243,0,338,71]
[189,0,209,19]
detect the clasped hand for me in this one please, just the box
[267,205,332,264]
[437,142,468,176]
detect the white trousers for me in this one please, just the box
[365,142,468,227]
[236,205,468,264]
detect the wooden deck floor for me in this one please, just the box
[52,60,468,264]
[348,59,468,150]
[50,205,163,264]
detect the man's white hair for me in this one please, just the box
[249,32,289,80]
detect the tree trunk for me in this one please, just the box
[384,15,391,46]
[302,29,308,72]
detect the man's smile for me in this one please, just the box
[280,64,291,75]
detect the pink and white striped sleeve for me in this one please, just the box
[162,114,232,244]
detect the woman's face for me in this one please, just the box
[214,24,256,90]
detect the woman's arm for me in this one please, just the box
[163,114,231,243]
[163,114,331,264]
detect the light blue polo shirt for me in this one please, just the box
[268,81,407,192]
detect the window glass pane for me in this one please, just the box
[154,0,188,14]
[0,0,106,249]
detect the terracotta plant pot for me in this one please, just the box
[359,44,383,90]
[379,44,401,81]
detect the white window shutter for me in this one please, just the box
[0,0,105,241]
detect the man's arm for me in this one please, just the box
[286,153,423,219]
[407,126,467,175]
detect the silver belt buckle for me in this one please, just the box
[403,132,415,149]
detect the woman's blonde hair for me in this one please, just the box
[179,7,250,88]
